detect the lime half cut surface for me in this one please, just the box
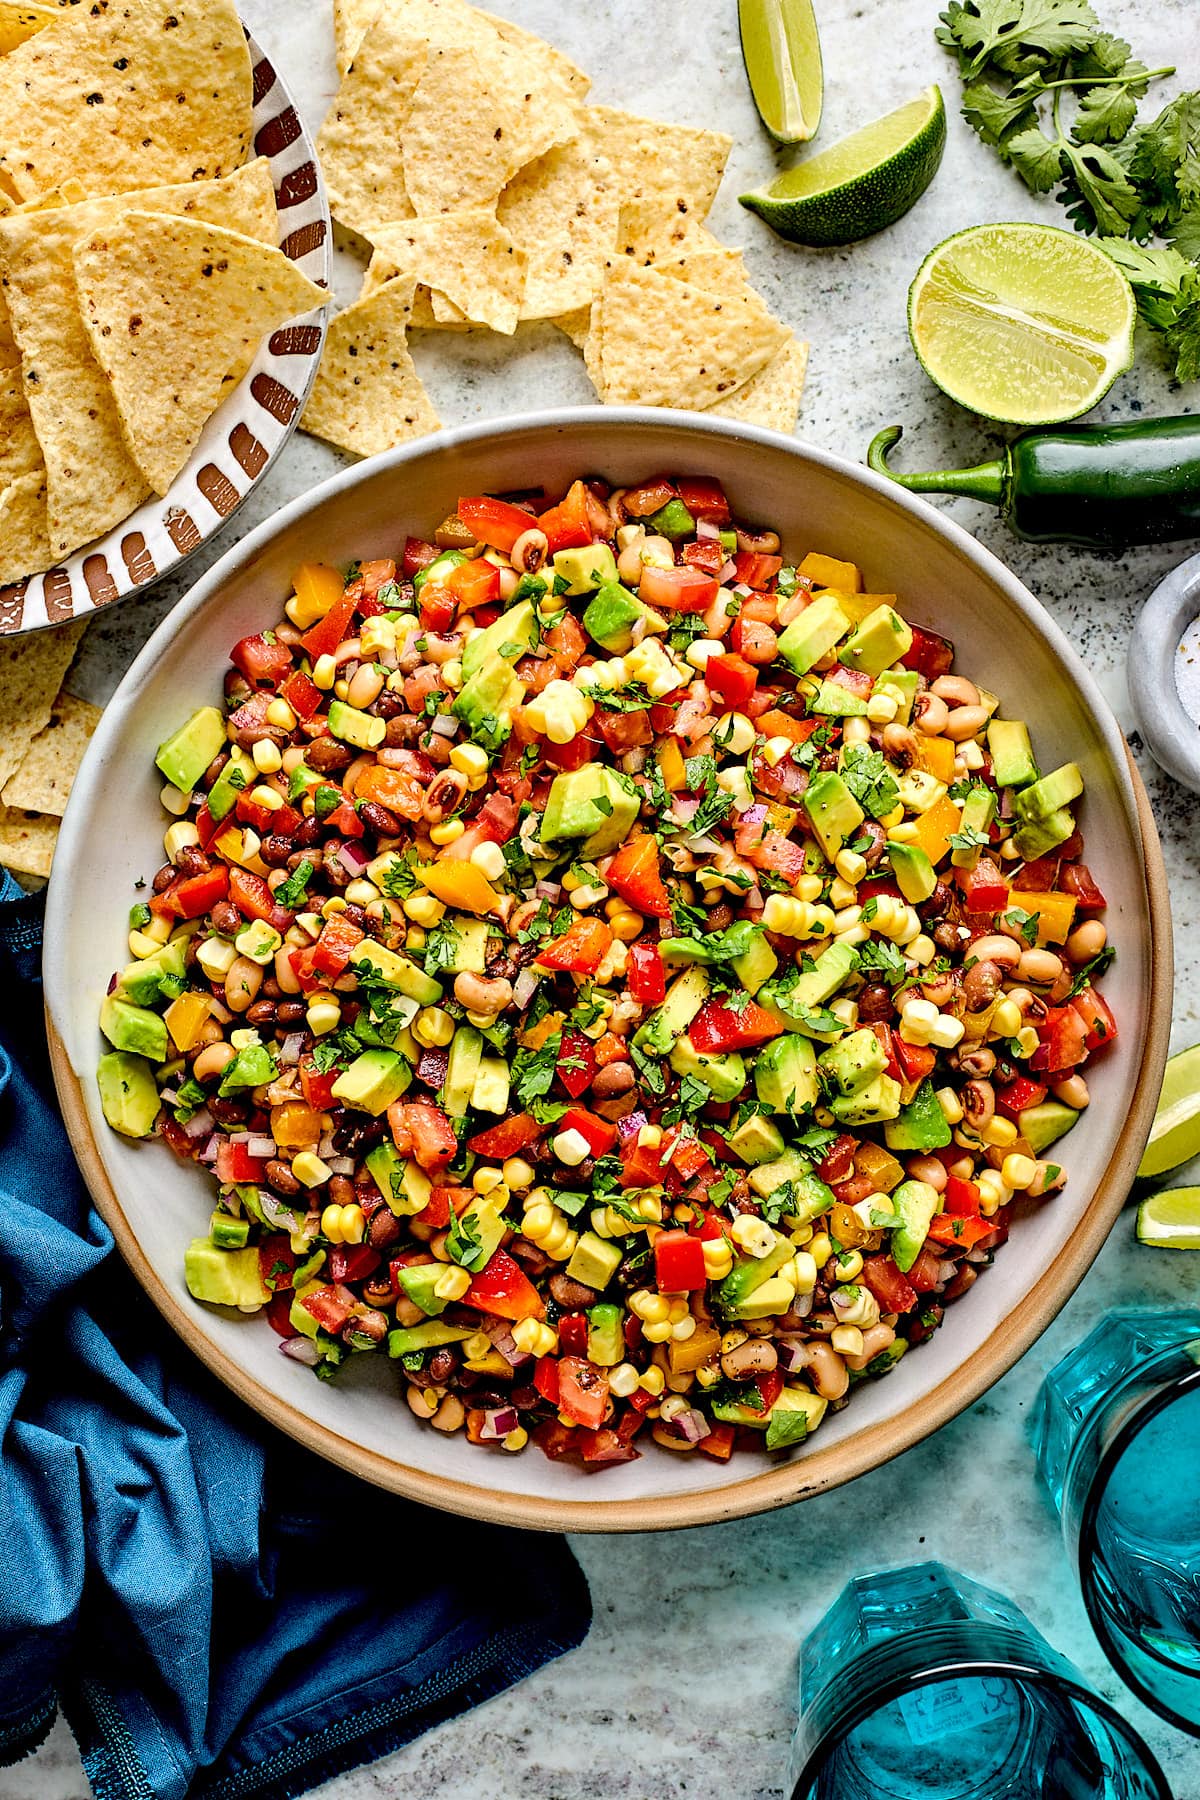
[1139,1042,1200,1179]
[908,221,1136,426]
[1137,1188,1200,1250]
[739,0,823,145]
[740,84,945,247]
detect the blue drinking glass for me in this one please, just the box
[786,1561,1170,1800]
[1034,1306,1200,1735]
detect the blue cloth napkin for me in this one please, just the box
[0,872,590,1800]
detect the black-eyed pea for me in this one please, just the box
[1066,919,1107,964]
[1016,947,1064,985]
[931,675,980,708]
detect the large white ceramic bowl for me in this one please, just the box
[44,410,1172,1531]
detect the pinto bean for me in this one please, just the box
[225,956,263,1013]
[265,1158,300,1196]
[260,833,296,868]
[200,751,229,791]
[548,1273,597,1310]
[592,1061,635,1099]
[428,1345,460,1383]
[152,862,176,893]
[734,525,780,554]
[322,841,352,889]
[294,815,322,849]
[858,820,887,869]
[384,713,423,746]
[962,958,1001,1011]
[277,1000,307,1026]
[359,800,402,837]
[245,999,277,1027]
[366,1207,402,1251]
[210,899,241,937]
[856,983,893,1022]
[175,845,211,879]
[1017,947,1063,985]
[306,737,354,773]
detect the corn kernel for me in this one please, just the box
[638,1124,663,1149]
[429,819,465,846]
[434,1265,472,1301]
[1002,1152,1039,1191]
[235,918,282,965]
[608,908,644,942]
[731,1214,777,1258]
[701,1239,733,1280]
[899,996,938,1046]
[293,1152,332,1190]
[312,654,337,690]
[842,716,871,744]
[306,993,342,1036]
[470,840,506,881]
[473,1166,504,1194]
[1014,1025,1040,1058]
[164,820,200,863]
[552,1127,590,1167]
[976,1170,1011,1216]
[449,742,489,779]
[639,1366,665,1396]
[413,1006,455,1048]
[866,691,899,724]
[609,1362,641,1397]
[321,897,347,919]
[502,1156,536,1191]
[762,734,794,768]
[929,1012,965,1050]
[792,873,824,902]
[809,1232,832,1266]
[908,933,936,966]
[792,1250,819,1294]
[991,998,1023,1037]
[402,893,445,926]
[463,1332,493,1361]
[831,1325,865,1356]
[265,698,296,730]
[196,937,239,979]
[442,660,463,691]
[936,1086,964,1125]
[833,1248,864,1282]
[835,847,868,884]
[502,1427,528,1452]
[160,781,193,816]
[982,1116,1019,1147]
[512,1318,558,1357]
[686,638,724,669]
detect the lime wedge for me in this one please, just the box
[739,0,823,146]
[740,85,945,247]
[1137,1188,1200,1250]
[1139,1042,1200,1179]
[908,221,1136,426]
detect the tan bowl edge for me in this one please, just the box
[46,748,1172,1533]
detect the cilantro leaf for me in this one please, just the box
[857,937,909,986]
[766,1408,810,1452]
[1065,942,1116,996]
[513,1034,562,1109]
[1004,122,1068,189]
[274,858,315,911]
[1060,137,1142,234]
[841,743,900,820]
[937,0,1101,80]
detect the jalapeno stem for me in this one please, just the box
[867,426,1008,509]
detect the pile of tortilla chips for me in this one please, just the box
[302,0,807,456]
[0,0,326,587]
[0,621,96,879]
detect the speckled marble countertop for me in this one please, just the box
[6,0,1200,1795]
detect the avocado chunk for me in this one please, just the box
[462,598,538,680]
[398,1263,449,1318]
[1020,1099,1079,1154]
[206,746,253,821]
[184,1237,270,1310]
[810,679,868,717]
[436,915,489,974]
[581,583,664,653]
[731,928,778,996]
[210,1210,251,1249]
[749,1150,833,1219]
[987,718,1039,789]
[777,592,852,675]
[849,1336,909,1383]
[668,1034,747,1101]
[471,1054,511,1114]
[113,938,187,1006]
[586,1301,626,1366]
[553,542,619,594]
[646,497,696,541]
[327,698,384,751]
[448,1195,506,1268]
[760,941,860,1035]
[1014,762,1084,823]
[441,1025,483,1117]
[366,1142,432,1216]
[452,651,525,751]
[100,994,168,1063]
[803,770,865,861]
[633,964,710,1057]
[888,841,937,902]
[97,1051,161,1138]
[891,1178,941,1272]
[764,1385,829,1447]
[755,1033,818,1113]
[840,603,913,676]
[877,666,920,722]
[710,1390,776,1427]
[156,705,226,794]
[352,939,443,1005]
[830,1072,902,1125]
[950,785,996,871]
[540,764,640,858]
[565,1230,622,1292]
[884,1078,952,1153]
[820,1027,887,1096]
[715,1234,795,1315]
[728,1113,787,1165]
[330,1048,411,1115]
[387,1320,474,1358]
[1011,807,1077,861]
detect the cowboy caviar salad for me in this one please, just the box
[98,472,1117,1466]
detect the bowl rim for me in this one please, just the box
[43,406,1174,1531]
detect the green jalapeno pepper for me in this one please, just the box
[867,416,1200,549]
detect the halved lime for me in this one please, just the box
[1137,1188,1200,1250]
[739,0,823,146]
[908,221,1136,426]
[740,85,945,247]
[1139,1042,1200,1179]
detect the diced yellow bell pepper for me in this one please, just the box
[656,736,687,792]
[854,1141,905,1193]
[164,991,212,1053]
[416,860,500,915]
[909,795,962,866]
[668,1321,721,1375]
[914,736,957,784]
[287,562,345,630]
[213,826,269,876]
[799,552,862,593]
[833,590,898,626]
[463,1349,513,1377]
[765,802,798,834]
[1013,889,1077,944]
[518,1010,565,1051]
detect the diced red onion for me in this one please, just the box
[740,802,768,827]
[776,1337,811,1374]
[732,582,753,597]
[479,1406,519,1440]
[687,831,721,854]
[745,886,763,911]
[337,841,369,875]
[477,1318,529,1366]
[718,558,738,583]
[158,1087,179,1106]
[429,712,459,739]
[247,1135,276,1160]
[671,795,700,824]
[229,1130,251,1145]
[257,1187,301,1228]
[279,1032,305,1066]
[199,1132,223,1164]
[328,1156,356,1177]
[401,630,422,658]
[790,1291,814,1319]
[617,1109,648,1141]
[318,1134,337,1160]
[675,1407,711,1444]
[513,968,541,1011]
[696,517,721,541]
[630,614,649,644]
[535,879,562,901]
[106,971,118,996]
[280,1337,320,1366]
[181,1107,213,1140]
[621,746,649,774]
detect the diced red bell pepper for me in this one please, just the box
[621,476,677,518]
[754,1370,784,1413]
[387,1100,457,1170]
[194,802,219,849]
[638,563,718,613]
[927,1214,996,1251]
[235,792,301,838]
[533,1356,560,1405]
[557,1313,588,1358]
[1071,985,1117,1053]
[995,1077,1047,1122]
[446,557,500,609]
[593,705,654,754]
[942,1175,983,1217]
[957,855,1009,914]
[419,1186,473,1230]
[557,1356,610,1429]
[299,1057,339,1110]
[733,549,783,589]
[1036,1005,1089,1073]
[149,864,230,921]
[300,588,358,661]
[606,834,671,919]
[466,1114,544,1159]
[628,941,666,1005]
[868,1021,903,1083]
[471,792,518,844]
[556,1026,597,1099]
[298,1283,357,1334]
[457,494,535,553]
[696,1422,737,1461]
[311,913,365,978]
[665,1128,714,1182]
[705,651,759,708]
[327,1243,381,1284]
[560,1106,618,1157]
[229,866,280,923]
[324,800,364,840]
[1060,861,1107,912]
[681,538,725,577]
[734,819,807,879]
[534,1420,582,1461]
[536,480,593,553]
[287,946,322,993]
[862,1254,918,1315]
[537,915,613,975]
[907,1246,947,1293]
[418,584,457,633]
[817,1134,858,1185]
[265,1290,298,1338]
[401,536,439,576]
[259,1235,298,1294]
[231,632,294,687]
[215,1142,267,1186]
[578,1427,640,1464]
[676,476,731,524]
[466,1248,545,1322]
[620,1139,666,1187]
[1012,853,1061,893]
[894,1037,937,1085]
[653,1229,707,1293]
[901,623,955,680]
[689,998,783,1054]
[279,668,322,720]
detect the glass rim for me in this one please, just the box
[789,1654,1173,1800]
[1077,1357,1200,1737]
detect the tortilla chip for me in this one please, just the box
[402,43,532,216]
[300,276,440,457]
[0,160,279,559]
[0,801,56,875]
[317,17,425,234]
[591,262,788,409]
[705,336,809,432]
[0,615,84,790]
[650,247,752,300]
[0,1,58,55]
[551,306,592,351]
[73,211,326,497]
[2,687,99,813]
[368,211,525,334]
[498,126,621,320]
[0,286,41,489]
[590,109,730,248]
[333,0,378,75]
[0,468,51,584]
[479,10,589,97]
[0,0,253,203]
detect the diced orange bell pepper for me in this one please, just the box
[292,562,344,624]
[355,764,424,820]
[753,710,820,746]
[798,551,861,592]
[605,833,671,919]
[536,915,613,975]
[655,737,687,792]
[415,861,500,914]
[914,736,957,783]
[536,480,592,552]
[910,795,962,866]
[1013,889,1078,944]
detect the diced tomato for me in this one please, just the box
[419,584,457,633]
[387,1100,457,1170]
[606,834,671,919]
[558,1313,588,1358]
[857,876,902,903]
[733,549,783,589]
[653,1229,707,1293]
[1071,985,1117,1053]
[536,480,593,552]
[311,913,365,978]
[578,1427,640,1465]
[620,1139,666,1188]
[754,1370,784,1413]
[556,1026,597,1099]
[628,941,666,1005]
[995,1077,1047,1122]
[194,802,219,849]
[356,557,397,599]
[1060,861,1107,913]
[676,476,730,523]
[467,1114,544,1159]
[287,946,322,993]
[537,915,613,975]
[231,632,294,687]
[215,1141,268,1185]
[265,1291,298,1338]
[593,706,654,757]
[1034,1005,1089,1074]
[149,864,230,921]
[705,651,759,709]
[457,495,535,553]
[471,792,518,844]
[894,1038,936,1085]
[327,1243,381,1284]
[1012,853,1061,893]
[638,563,718,613]
[621,476,677,518]
[534,1420,582,1461]
[750,750,808,804]
[401,535,440,576]
[542,733,598,772]
[299,1057,339,1110]
[419,1186,473,1229]
[907,1246,949,1293]
[868,1021,903,1083]
[235,791,302,838]
[298,1283,357,1334]
[665,1128,714,1182]
[300,588,358,661]
[696,1422,736,1461]
[324,800,364,840]
[927,1214,996,1251]
[542,611,588,674]
[445,557,500,609]
[681,538,725,577]
[823,662,873,698]
[735,818,808,879]
[900,623,955,680]
[862,1254,918,1315]
[941,1175,982,1218]
[560,1106,618,1157]
[466,1248,545,1322]
[814,1133,857,1185]
[259,1237,297,1295]
[689,998,783,1054]
[957,855,1009,914]
[228,866,278,923]
[533,1356,560,1405]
